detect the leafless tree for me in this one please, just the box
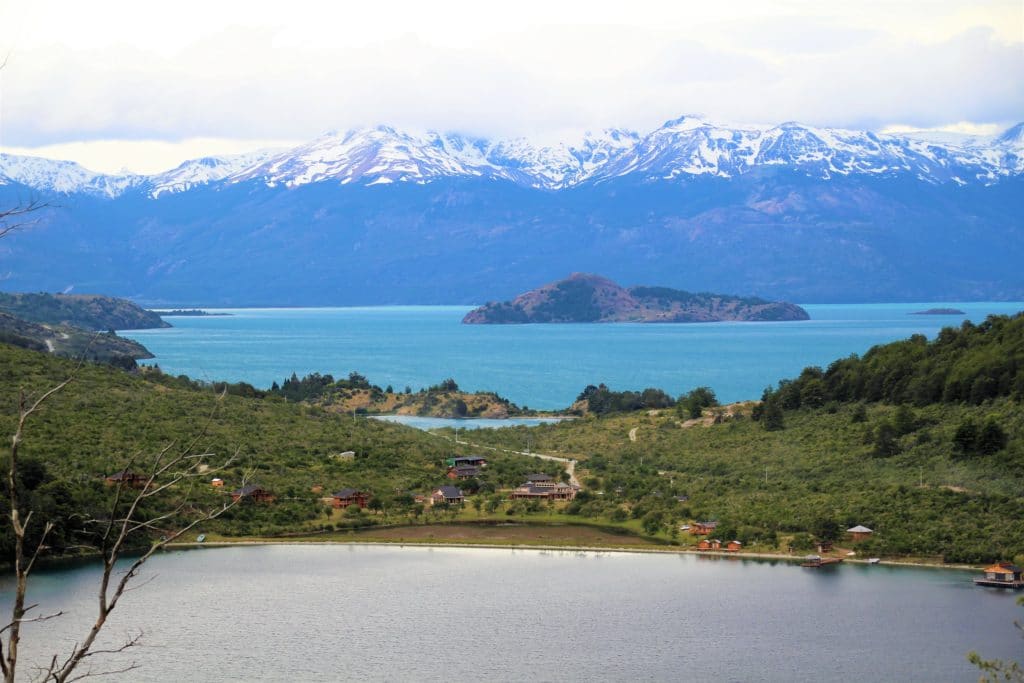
[2,196,246,681]
[0,201,48,243]
[2,376,245,682]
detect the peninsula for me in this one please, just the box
[462,273,809,324]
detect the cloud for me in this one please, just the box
[0,0,1020,172]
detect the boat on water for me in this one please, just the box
[801,555,844,568]
[867,558,881,564]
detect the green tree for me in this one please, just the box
[953,419,980,455]
[978,419,1008,456]
[762,399,785,431]
[872,421,901,458]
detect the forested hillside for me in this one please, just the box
[462,316,1024,562]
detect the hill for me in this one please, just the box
[0,342,562,556]
[455,314,1024,562]
[462,273,809,323]
[0,311,154,365]
[0,292,169,330]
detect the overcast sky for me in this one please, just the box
[1,0,1021,173]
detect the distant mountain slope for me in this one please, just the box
[2,170,1022,305]
[0,292,169,330]
[1,114,1023,305]
[462,273,809,323]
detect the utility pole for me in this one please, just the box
[765,466,768,485]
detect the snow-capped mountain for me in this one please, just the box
[2,116,1022,197]
[148,149,283,197]
[0,153,142,198]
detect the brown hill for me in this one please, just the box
[462,273,809,324]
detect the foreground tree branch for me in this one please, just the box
[3,370,246,682]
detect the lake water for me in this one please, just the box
[122,303,1024,410]
[372,415,569,430]
[3,545,1020,681]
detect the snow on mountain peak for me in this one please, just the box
[3,116,1023,197]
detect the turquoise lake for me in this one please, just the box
[122,303,1024,410]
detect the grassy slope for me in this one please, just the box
[459,401,1024,562]
[1,343,577,545]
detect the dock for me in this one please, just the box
[801,555,844,568]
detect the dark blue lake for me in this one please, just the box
[3,545,1021,681]
[123,303,1024,409]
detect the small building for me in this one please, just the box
[446,456,487,468]
[431,486,465,505]
[727,540,742,552]
[105,470,147,488]
[817,540,834,553]
[510,482,577,501]
[974,562,1024,588]
[709,539,722,550]
[696,539,712,551]
[332,488,370,509]
[691,521,719,536]
[231,484,276,504]
[211,477,224,488]
[525,473,556,488]
[330,451,356,461]
[446,465,481,480]
[847,525,874,541]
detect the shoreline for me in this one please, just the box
[165,537,982,573]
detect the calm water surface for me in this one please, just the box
[372,415,568,430]
[3,545,1020,681]
[123,303,1024,409]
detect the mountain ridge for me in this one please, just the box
[2,115,1023,197]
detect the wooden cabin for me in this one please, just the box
[709,539,722,550]
[104,470,147,488]
[727,540,742,552]
[974,562,1024,588]
[696,539,712,551]
[817,540,834,553]
[510,482,577,501]
[231,484,276,504]
[847,525,873,541]
[446,465,480,480]
[431,486,465,506]
[332,488,370,509]
[691,521,719,536]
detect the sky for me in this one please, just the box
[0,0,1021,173]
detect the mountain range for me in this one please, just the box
[1,115,1023,305]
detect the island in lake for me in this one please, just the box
[462,273,810,324]
[912,308,966,315]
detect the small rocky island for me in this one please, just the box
[462,273,810,324]
[911,308,966,315]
